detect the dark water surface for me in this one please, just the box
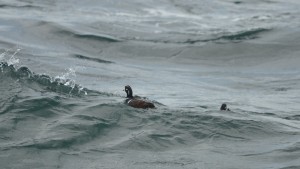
[1,0,300,169]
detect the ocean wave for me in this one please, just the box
[179,28,271,43]
[56,29,121,43]
[279,166,300,169]
[0,62,87,96]
[0,4,42,10]
[1,59,297,152]
[284,115,300,121]
[128,28,271,44]
[1,97,286,151]
[76,108,289,151]
[72,54,114,64]
[0,60,298,154]
[25,120,114,149]
[219,28,270,41]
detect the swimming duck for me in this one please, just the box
[124,85,155,109]
[220,103,230,111]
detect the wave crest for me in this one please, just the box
[0,62,87,96]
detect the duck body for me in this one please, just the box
[125,98,155,109]
[124,85,155,109]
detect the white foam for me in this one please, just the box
[143,8,202,20]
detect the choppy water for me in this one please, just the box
[1,0,300,169]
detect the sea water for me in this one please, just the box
[0,0,300,168]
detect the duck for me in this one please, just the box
[220,103,230,111]
[124,85,155,109]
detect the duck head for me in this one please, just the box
[220,103,228,111]
[124,85,133,98]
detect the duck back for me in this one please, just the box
[127,99,155,109]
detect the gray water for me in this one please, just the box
[0,0,300,169]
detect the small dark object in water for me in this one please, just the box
[124,85,155,109]
[220,103,230,111]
